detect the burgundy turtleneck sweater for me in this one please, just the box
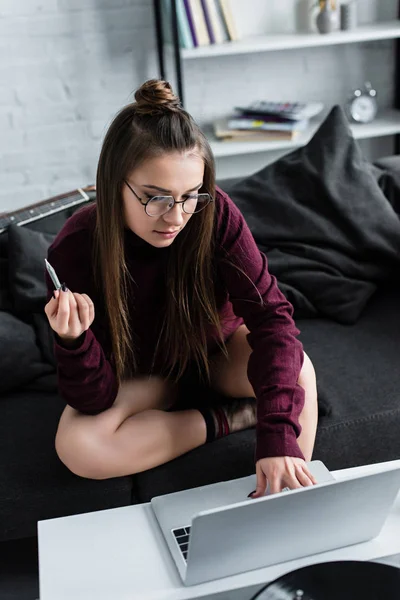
[45,186,305,462]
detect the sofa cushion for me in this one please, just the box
[228,107,400,324]
[0,311,54,395]
[31,312,57,369]
[0,388,134,540]
[299,286,400,419]
[7,224,55,313]
[299,286,400,469]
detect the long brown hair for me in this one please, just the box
[93,79,226,385]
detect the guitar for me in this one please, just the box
[0,185,96,235]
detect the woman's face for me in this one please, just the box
[122,150,205,248]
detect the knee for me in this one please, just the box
[298,352,317,407]
[55,421,111,480]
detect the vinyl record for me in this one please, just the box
[251,560,400,600]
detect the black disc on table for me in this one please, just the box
[251,560,400,600]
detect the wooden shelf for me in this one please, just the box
[179,20,400,59]
[208,110,400,158]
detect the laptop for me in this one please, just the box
[151,460,400,586]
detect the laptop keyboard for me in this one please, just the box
[172,525,191,561]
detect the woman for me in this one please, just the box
[44,79,318,497]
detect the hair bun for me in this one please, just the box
[134,79,181,116]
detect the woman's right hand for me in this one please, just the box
[44,286,95,343]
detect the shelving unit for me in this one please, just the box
[181,20,400,59]
[153,1,400,173]
[209,109,400,158]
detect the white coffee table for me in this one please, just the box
[38,460,400,600]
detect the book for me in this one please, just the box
[176,0,194,49]
[162,0,194,50]
[200,0,215,43]
[183,0,198,46]
[200,0,228,44]
[187,0,210,46]
[218,0,239,41]
[227,117,310,132]
[235,101,324,121]
[217,131,299,142]
[214,119,299,141]
[214,0,230,40]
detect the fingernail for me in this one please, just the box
[247,490,256,498]
[61,283,68,292]
[52,291,56,299]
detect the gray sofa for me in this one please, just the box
[1,148,400,542]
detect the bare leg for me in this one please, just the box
[55,377,207,480]
[56,327,317,481]
[210,325,318,461]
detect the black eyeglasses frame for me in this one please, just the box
[123,179,213,217]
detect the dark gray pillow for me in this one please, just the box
[0,233,12,312]
[374,155,400,216]
[0,311,54,395]
[7,224,55,313]
[229,106,400,323]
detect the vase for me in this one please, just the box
[340,2,358,30]
[316,1,336,34]
[296,0,319,33]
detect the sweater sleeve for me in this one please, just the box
[215,188,305,462]
[45,209,119,413]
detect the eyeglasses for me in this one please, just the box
[123,180,213,217]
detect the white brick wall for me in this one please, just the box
[0,0,156,212]
[0,0,398,212]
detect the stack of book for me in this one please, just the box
[214,101,325,143]
[163,0,239,48]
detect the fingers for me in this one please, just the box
[251,462,267,498]
[268,477,284,495]
[280,462,314,491]
[66,290,81,335]
[274,474,302,494]
[44,288,95,340]
[73,293,95,330]
[295,463,317,487]
[56,286,71,334]
[252,459,318,498]
[44,289,60,319]
[79,293,95,326]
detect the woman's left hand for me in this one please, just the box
[250,456,317,498]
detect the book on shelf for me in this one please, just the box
[219,0,239,41]
[235,101,325,121]
[214,119,300,142]
[201,0,215,43]
[200,0,229,44]
[164,0,237,48]
[162,0,194,49]
[176,0,195,49]
[184,0,210,46]
[227,116,310,132]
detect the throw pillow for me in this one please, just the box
[7,224,55,313]
[228,106,400,324]
[0,311,54,395]
[374,155,400,217]
[0,233,13,312]
[32,312,56,368]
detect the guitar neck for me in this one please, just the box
[0,186,96,234]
